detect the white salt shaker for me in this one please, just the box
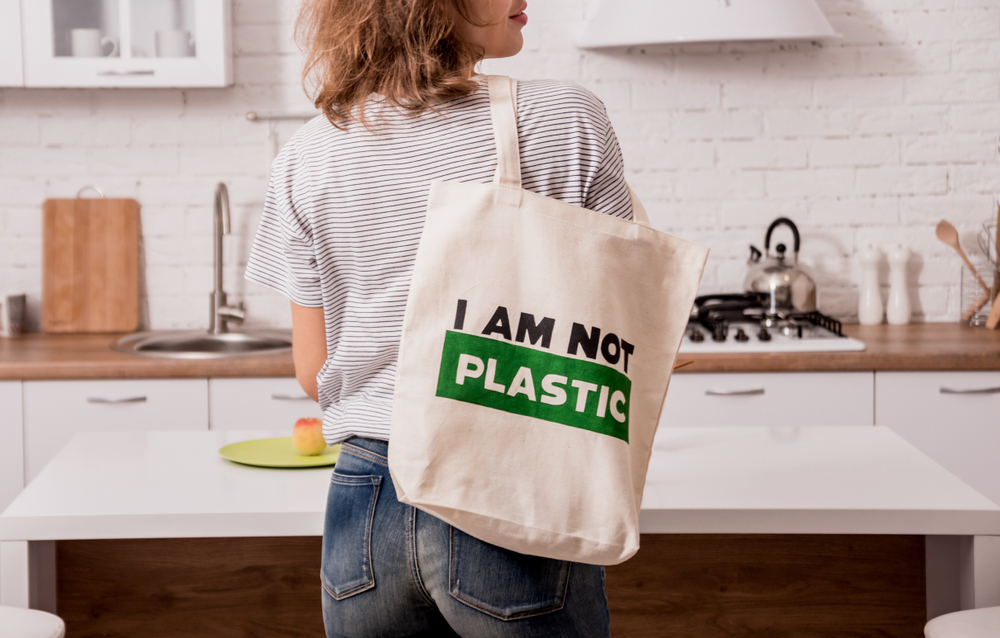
[886,245,911,325]
[858,246,884,325]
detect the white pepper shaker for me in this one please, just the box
[886,245,911,325]
[858,246,884,325]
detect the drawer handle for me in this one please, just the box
[705,388,765,396]
[270,393,312,401]
[97,70,155,76]
[86,396,148,404]
[940,387,1000,395]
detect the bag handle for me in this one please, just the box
[487,76,521,189]
[487,75,650,227]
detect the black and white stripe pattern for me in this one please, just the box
[245,78,633,444]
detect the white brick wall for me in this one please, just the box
[1,0,998,329]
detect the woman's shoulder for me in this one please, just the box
[515,78,609,120]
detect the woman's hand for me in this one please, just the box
[290,302,327,402]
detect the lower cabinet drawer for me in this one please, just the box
[208,377,322,432]
[660,372,874,427]
[23,378,208,482]
[875,371,1000,506]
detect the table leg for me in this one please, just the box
[926,535,1000,621]
[0,541,29,607]
[0,540,56,611]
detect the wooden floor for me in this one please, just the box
[57,534,925,638]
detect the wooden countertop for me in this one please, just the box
[0,324,998,380]
[679,323,1000,373]
[0,333,297,380]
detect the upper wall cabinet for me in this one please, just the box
[0,0,24,86]
[19,0,232,88]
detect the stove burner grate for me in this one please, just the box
[690,294,845,341]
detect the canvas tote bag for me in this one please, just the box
[389,76,709,565]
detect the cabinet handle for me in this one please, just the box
[270,393,312,401]
[97,70,155,76]
[705,388,765,396]
[86,396,147,404]
[939,387,1000,395]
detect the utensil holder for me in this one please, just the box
[960,259,996,326]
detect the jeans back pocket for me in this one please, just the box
[448,527,572,621]
[322,473,382,600]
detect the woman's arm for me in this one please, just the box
[290,302,326,402]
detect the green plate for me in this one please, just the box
[219,437,340,469]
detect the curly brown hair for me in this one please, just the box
[296,0,486,129]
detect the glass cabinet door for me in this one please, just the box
[129,0,196,59]
[51,0,121,58]
[22,0,231,88]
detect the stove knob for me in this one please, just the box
[689,329,704,343]
[735,328,749,342]
[712,323,728,342]
[758,327,772,342]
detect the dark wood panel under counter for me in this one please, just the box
[56,534,925,638]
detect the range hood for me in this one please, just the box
[578,0,841,49]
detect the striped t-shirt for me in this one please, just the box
[245,77,633,445]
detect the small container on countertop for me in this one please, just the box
[886,246,911,325]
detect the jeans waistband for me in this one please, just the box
[342,436,389,457]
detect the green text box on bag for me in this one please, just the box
[435,331,631,442]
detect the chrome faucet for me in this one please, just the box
[209,182,245,334]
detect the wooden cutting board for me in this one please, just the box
[42,197,140,333]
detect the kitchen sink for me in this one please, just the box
[112,330,293,359]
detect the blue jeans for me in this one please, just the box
[321,437,612,638]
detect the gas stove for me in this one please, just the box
[679,293,866,354]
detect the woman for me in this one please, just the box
[246,0,632,636]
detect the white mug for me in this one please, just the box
[155,30,195,58]
[1,293,26,337]
[71,28,118,58]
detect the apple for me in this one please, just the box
[292,418,327,456]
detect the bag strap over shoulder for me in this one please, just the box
[487,75,521,189]
[486,75,649,226]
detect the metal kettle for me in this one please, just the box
[744,217,817,314]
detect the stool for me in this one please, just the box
[0,607,65,638]
[925,606,1000,638]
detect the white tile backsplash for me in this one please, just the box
[1,0,998,330]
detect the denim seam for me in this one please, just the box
[446,527,571,621]
[407,506,437,607]
[321,475,381,601]
[341,442,388,467]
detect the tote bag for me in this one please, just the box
[389,76,709,565]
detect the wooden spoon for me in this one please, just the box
[987,297,1000,329]
[936,220,991,295]
[962,289,991,322]
[994,202,999,298]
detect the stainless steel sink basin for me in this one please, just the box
[113,330,293,359]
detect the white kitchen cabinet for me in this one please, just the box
[660,372,875,427]
[20,0,231,88]
[22,378,209,482]
[0,381,24,514]
[0,381,22,621]
[208,377,322,432]
[0,0,24,86]
[876,371,1000,507]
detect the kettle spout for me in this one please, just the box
[748,245,762,264]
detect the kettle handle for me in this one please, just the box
[764,217,801,254]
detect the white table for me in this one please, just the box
[2,427,999,620]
